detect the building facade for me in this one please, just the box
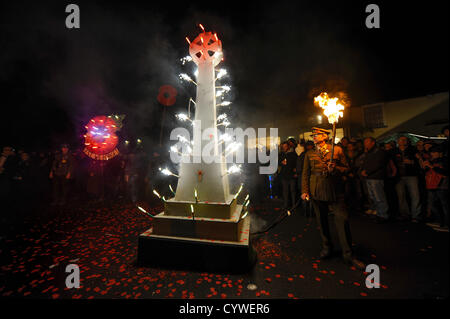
[345,92,449,139]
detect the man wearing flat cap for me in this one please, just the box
[49,144,74,206]
[301,127,365,269]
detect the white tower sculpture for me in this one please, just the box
[174,31,230,203]
[138,28,253,272]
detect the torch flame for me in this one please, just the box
[314,92,344,124]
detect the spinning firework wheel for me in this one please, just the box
[83,115,122,160]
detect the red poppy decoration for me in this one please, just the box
[83,115,122,160]
[157,85,177,106]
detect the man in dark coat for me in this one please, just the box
[294,141,314,216]
[279,141,298,209]
[393,136,422,222]
[360,137,390,223]
[301,127,365,269]
[49,144,74,206]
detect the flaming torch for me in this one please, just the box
[314,92,345,162]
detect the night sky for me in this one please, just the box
[1,0,448,150]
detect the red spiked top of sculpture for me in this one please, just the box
[187,24,223,66]
[83,115,124,160]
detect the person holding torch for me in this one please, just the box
[301,93,365,270]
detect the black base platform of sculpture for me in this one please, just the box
[137,228,256,273]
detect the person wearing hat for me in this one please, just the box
[49,144,74,206]
[301,127,365,269]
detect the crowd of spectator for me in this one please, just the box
[274,125,449,231]
[1,125,448,232]
[0,144,171,216]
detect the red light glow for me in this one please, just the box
[83,115,120,160]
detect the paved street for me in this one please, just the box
[1,198,448,299]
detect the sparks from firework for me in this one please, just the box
[176,113,192,122]
[314,92,345,124]
[169,145,185,157]
[217,101,231,107]
[226,164,241,175]
[217,119,231,127]
[218,133,233,146]
[177,135,193,146]
[217,85,231,92]
[224,142,241,157]
[217,113,227,122]
[179,73,197,86]
[219,132,232,141]
[180,55,193,65]
[213,51,223,61]
[215,69,227,81]
[176,137,194,153]
[159,167,179,178]
[216,84,230,98]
